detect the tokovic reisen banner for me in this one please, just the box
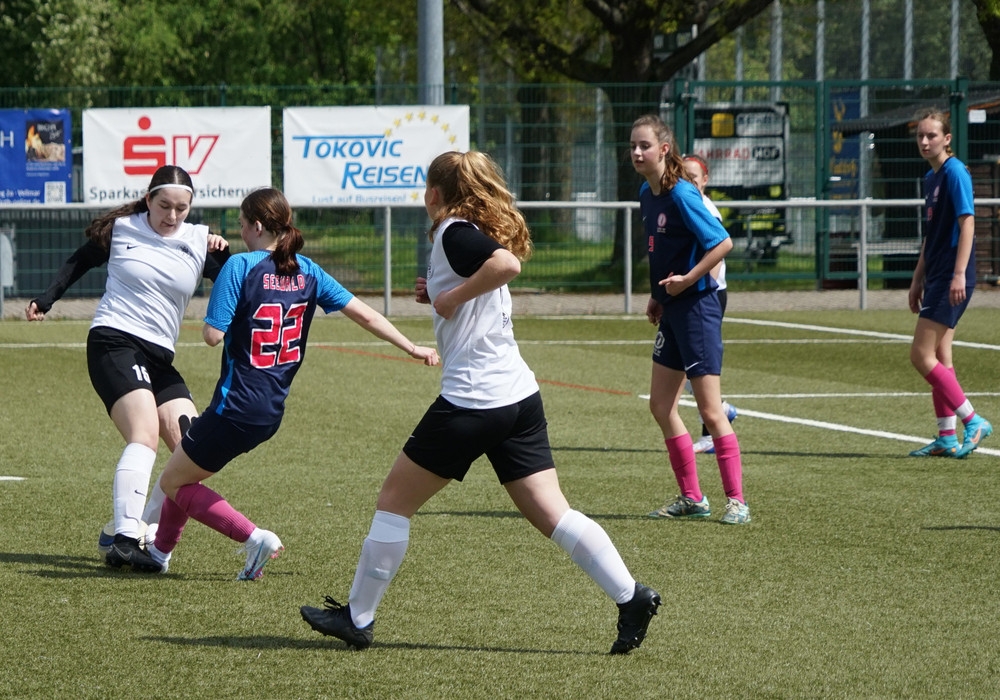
[282,105,470,207]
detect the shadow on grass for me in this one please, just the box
[146,634,596,655]
[418,509,669,522]
[923,525,1000,533]
[551,446,661,454]
[0,553,299,581]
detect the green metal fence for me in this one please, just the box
[2,79,999,297]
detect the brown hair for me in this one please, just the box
[240,187,303,275]
[85,165,194,250]
[683,154,709,176]
[631,114,692,191]
[914,108,954,157]
[426,151,532,262]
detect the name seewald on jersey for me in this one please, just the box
[262,273,307,291]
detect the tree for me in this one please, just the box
[971,0,1000,80]
[0,0,112,88]
[450,0,777,268]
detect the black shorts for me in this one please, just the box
[403,391,554,484]
[87,326,192,414]
[181,410,280,473]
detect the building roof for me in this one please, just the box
[835,90,1000,135]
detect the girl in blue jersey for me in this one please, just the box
[146,188,439,578]
[630,114,750,525]
[301,150,661,655]
[908,109,991,458]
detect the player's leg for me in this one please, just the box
[142,395,198,526]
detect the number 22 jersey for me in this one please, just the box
[203,251,354,425]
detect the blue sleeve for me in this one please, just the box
[204,254,253,333]
[298,256,354,314]
[676,181,729,249]
[946,160,974,218]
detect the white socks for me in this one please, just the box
[551,509,635,604]
[141,473,167,526]
[349,510,410,628]
[112,443,157,539]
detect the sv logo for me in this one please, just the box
[123,116,219,176]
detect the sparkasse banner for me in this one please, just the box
[83,107,271,207]
[283,106,470,207]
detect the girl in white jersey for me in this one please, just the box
[26,165,229,572]
[302,150,661,655]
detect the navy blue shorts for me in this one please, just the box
[181,410,280,473]
[87,326,192,414]
[652,291,724,377]
[919,280,973,329]
[402,391,554,484]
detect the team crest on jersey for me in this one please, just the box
[657,213,667,229]
[174,243,198,261]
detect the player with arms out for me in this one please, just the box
[908,108,992,458]
[144,187,438,578]
[301,150,661,654]
[631,115,750,525]
[26,165,230,572]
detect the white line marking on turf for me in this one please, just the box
[726,317,1000,352]
[636,395,1000,457]
[0,476,26,481]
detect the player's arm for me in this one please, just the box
[433,248,520,320]
[202,234,232,282]
[339,298,439,366]
[26,239,109,320]
[202,324,225,346]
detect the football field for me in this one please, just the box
[2,306,999,698]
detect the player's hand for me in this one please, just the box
[25,300,45,322]
[433,288,459,320]
[408,344,440,366]
[645,297,662,325]
[207,234,229,252]
[659,272,691,297]
[949,274,966,306]
[907,281,922,314]
[415,277,431,304]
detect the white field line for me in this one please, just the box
[634,395,1000,458]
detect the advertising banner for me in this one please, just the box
[0,108,72,204]
[283,106,470,206]
[83,107,271,207]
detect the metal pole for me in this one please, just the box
[858,201,868,310]
[815,0,825,81]
[624,205,632,314]
[384,206,392,316]
[951,0,959,79]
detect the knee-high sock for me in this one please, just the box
[925,363,974,420]
[113,443,157,538]
[141,473,166,525]
[153,495,190,555]
[169,483,255,544]
[551,509,635,604]
[667,433,701,501]
[348,510,410,628]
[714,433,745,503]
[932,367,957,435]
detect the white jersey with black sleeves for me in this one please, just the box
[426,217,538,410]
[91,213,209,352]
